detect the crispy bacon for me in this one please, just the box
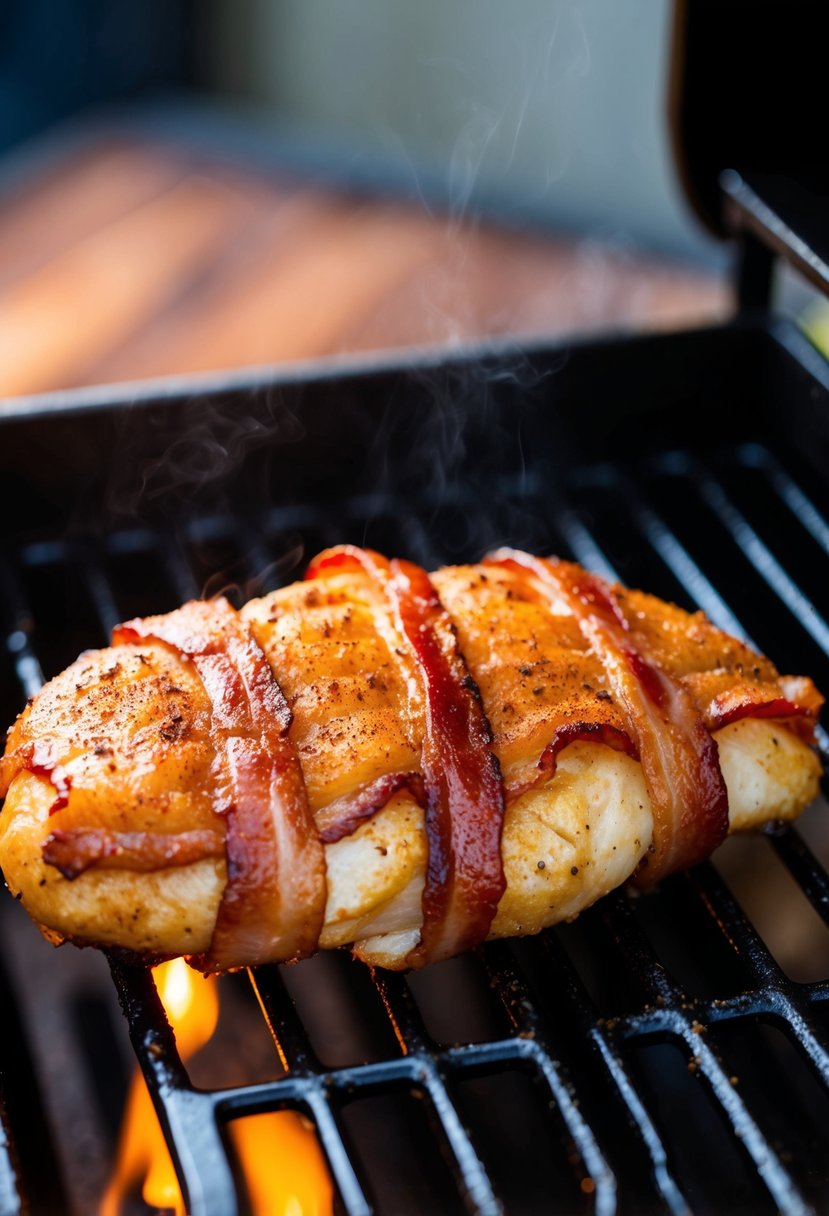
[113,599,325,971]
[42,827,225,880]
[707,683,820,740]
[488,550,729,882]
[308,546,506,967]
[507,722,639,803]
[0,740,73,813]
[315,772,426,844]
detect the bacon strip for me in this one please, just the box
[113,599,325,971]
[0,740,73,813]
[488,550,729,882]
[308,546,506,966]
[707,685,820,741]
[42,827,225,880]
[507,722,639,804]
[316,772,426,844]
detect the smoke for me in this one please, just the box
[85,2,680,597]
[199,532,307,604]
[352,342,565,569]
[131,385,306,506]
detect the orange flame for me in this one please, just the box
[101,960,333,1215]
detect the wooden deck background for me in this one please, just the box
[0,134,728,399]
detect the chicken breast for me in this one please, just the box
[0,552,822,971]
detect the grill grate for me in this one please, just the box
[2,429,829,1215]
[0,932,69,1216]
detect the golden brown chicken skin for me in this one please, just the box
[0,552,822,971]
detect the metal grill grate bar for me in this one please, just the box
[163,535,202,602]
[369,970,434,1054]
[481,943,618,1215]
[694,468,829,661]
[536,929,691,1215]
[249,966,322,1074]
[301,1087,373,1216]
[412,1062,503,1216]
[0,556,72,1214]
[622,474,755,643]
[108,959,239,1216]
[769,830,829,928]
[0,556,45,698]
[597,896,812,1214]
[684,865,829,1086]
[738,445,829,558]
[79,548,122,637]
[554,510,620,582]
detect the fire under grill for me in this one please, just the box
[0,318,829,1215]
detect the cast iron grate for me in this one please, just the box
[0,937,68,1216]
[2,438,829,1215]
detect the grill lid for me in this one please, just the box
[670,0,829,298]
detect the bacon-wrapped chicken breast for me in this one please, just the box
[0,548,822,971]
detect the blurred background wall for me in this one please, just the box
[0,0,716,265]
[0,0,193,150]
[202,0,715,261]
[0,0,735,398]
